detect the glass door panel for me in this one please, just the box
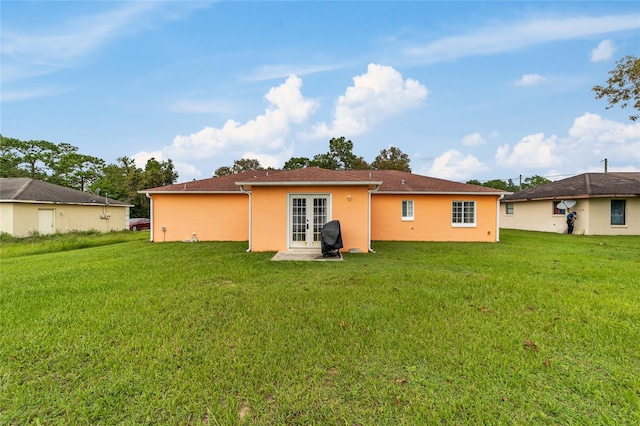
[290,195,329,248]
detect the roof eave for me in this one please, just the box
[377,191,505,195]
[140,190,242,195]
[0,199,132,207]
[234,180,384,187]
[504,193,639,202]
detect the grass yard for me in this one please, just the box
[1,230,639,424]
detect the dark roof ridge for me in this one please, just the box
[12,178,33,200]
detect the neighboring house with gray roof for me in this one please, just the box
[1,178,132,237]
[501,173,640,235]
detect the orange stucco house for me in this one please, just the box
[142,168,505,252]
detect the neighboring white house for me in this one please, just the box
[501,173,640,235]
[0,178,131,237]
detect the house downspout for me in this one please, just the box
[368,184,381,253]
[145,192,154,242]
[239,185,252,252]
[496,194,504,243]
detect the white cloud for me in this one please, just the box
[244,63,346,82]
[514,74,546,87]
[461,132,486,147]
[590,40,616,62]
[425,149,487,181]
[403,14,640,63]
[492,113,639,176]
[306,64,428,139]
[174,162,204,180]
[495,133,560,169]
[1,2,210,84]
[241,147,295,170]
[0,87,67,102]
[132,152,204,181]
[132,150,165,169]
[154,75,318,166]
[169,99,230,115]
[566,113,640,162]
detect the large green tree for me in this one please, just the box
[0,136,27,177]
[50,143,105,191]
[309,152,341,170]
[521,175,551,189]
[1,136,103,189]
[371,146,411,172]
[232,158,263,174]
[214,158,264,176]
[593,55,640,121]
[12,138,58,179]
[283,157,310,170]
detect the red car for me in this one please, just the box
[129,218,150,231]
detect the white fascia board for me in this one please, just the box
[376,191,506,196]
[234,180,383,187]
[139,190,241,195]
[0,199,133,207]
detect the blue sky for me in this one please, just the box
[2,1,639,183]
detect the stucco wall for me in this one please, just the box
[501,200,573,234]
[0,204,13,235]
[587,198,640,235]
[372,194,500,242]
[0,202,128,237]
[150,193,248,242]
[250,185,371,252]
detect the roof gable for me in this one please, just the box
[0,178,129,205]
[503,173,640,201]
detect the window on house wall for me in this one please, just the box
[452,201,476,227]
[505,203,514,215]
[402,200,414,221]
[553,202,565,215]
[611,200,626,225]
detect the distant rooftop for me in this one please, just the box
[503,173,640,201]
[1,178,130,206]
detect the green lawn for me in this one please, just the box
[1,230,639,424]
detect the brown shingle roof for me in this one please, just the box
[350,170,504,193]
[143,168,505,194]
[143,170,279,192]
[235,167,381,185]
[0,178,130,205]
[503,172,640,202]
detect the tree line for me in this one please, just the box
[214,136,411,176]
[466,175,551,192]
[215,136,550,192]
[1,133,555,219]
[0,135,177,218]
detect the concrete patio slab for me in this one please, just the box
[271,249,343,261]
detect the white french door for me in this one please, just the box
[289,194,330,248]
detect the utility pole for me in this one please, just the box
[601,158,608,173]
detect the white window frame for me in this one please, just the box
[401,200,414,221]
[505,203,514,215]
[452,200,476,227]
[610,199,626,226]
